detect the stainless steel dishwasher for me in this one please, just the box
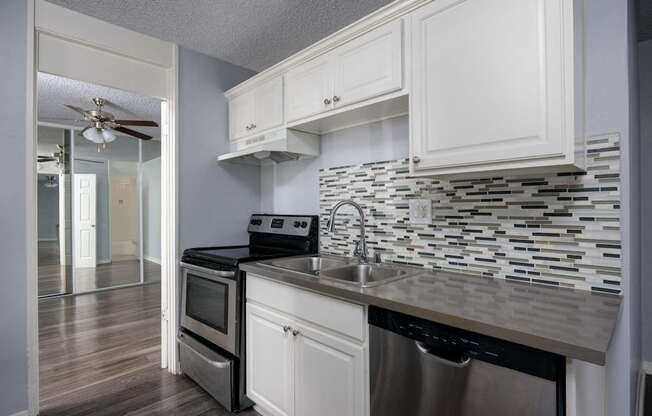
[369,306,566,416]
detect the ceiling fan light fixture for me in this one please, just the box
[82,127,105,144]
[102,129,116,143]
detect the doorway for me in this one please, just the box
[28,4,180,413]
[35,73,166,413]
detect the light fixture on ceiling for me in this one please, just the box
[82,126,117,151]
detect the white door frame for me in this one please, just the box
[26,2,180,414]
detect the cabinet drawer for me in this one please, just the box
[247,273,365,341]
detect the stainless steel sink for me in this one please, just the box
[269,256,349,275]
[320,264,412,288]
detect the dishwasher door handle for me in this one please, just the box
[415,341,472,368]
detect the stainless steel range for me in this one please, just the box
[178,214,318,412]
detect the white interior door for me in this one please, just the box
[74,174,97,268]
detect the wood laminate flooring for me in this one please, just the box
[39,284,260,416]
[39,241,161,297]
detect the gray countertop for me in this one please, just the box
[241,258,622,365]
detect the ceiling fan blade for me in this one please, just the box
[64,104,88,116]
[114,119,159,127]
[113,126,152,140]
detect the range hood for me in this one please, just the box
[217,128,320,165]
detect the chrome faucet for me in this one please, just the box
[327,200,369,263]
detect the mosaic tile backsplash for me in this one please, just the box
[319,134,621,293]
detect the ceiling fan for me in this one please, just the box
[64,97,158,148]
[37,144,64,171]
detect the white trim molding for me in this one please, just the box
[25,0,39,414]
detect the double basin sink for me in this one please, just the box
[265,255,419,288]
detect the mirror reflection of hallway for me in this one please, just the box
[37,72,162,296]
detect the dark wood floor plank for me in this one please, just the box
[39,283,259,416]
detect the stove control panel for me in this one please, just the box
[247,214,316,237]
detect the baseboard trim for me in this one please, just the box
[144,255,161,265]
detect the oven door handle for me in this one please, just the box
[180,262,235,278]
[177,334,231,369]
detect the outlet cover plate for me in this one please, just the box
[409,199,432,225]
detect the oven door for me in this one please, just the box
[180,262,238,355]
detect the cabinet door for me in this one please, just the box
[293,322,365,416]
[333,19,403,108]
[229,90,255,141]
[246,304,294,416]
[254,75,284,133]
[410,0,569,172]
[285,55,333,122]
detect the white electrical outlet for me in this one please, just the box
[409,199,432,225]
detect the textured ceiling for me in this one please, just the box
[46,0,394,71]
[639,0,652,42]
[38,72,161,138]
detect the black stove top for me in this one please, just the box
[181,214,319,270]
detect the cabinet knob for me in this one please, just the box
[332,95,341,103]
[412,156,421,164]
[282,325,291,334]
[323,98,332,105]
[251,123,256,129]
[291,329,301,337]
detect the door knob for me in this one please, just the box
[251,123,256,129]
[323,98,332,105]
[292,329,301,337]
[283,325,291,334]
[332,95,341,103]
[246,125,251,131]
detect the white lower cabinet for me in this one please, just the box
[246,274,368,416]
[247,304,294,416]
[293,321,365,416]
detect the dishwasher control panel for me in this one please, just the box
[368,306,564,382]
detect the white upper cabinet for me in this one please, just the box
[409,0,583,175]
[285,55,333,122]
[285,20,404,123]
[332,19,403,109]
[229,75,284,141]
[254,76,284,133]
[229,90,255,141]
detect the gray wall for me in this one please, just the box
[640,39,652,361]
[143,157,161,261]
[0,0,28,414]
[260,116,409,214]
[178,47,259,249]
[38,176,59,241]
[584,0,640,414]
